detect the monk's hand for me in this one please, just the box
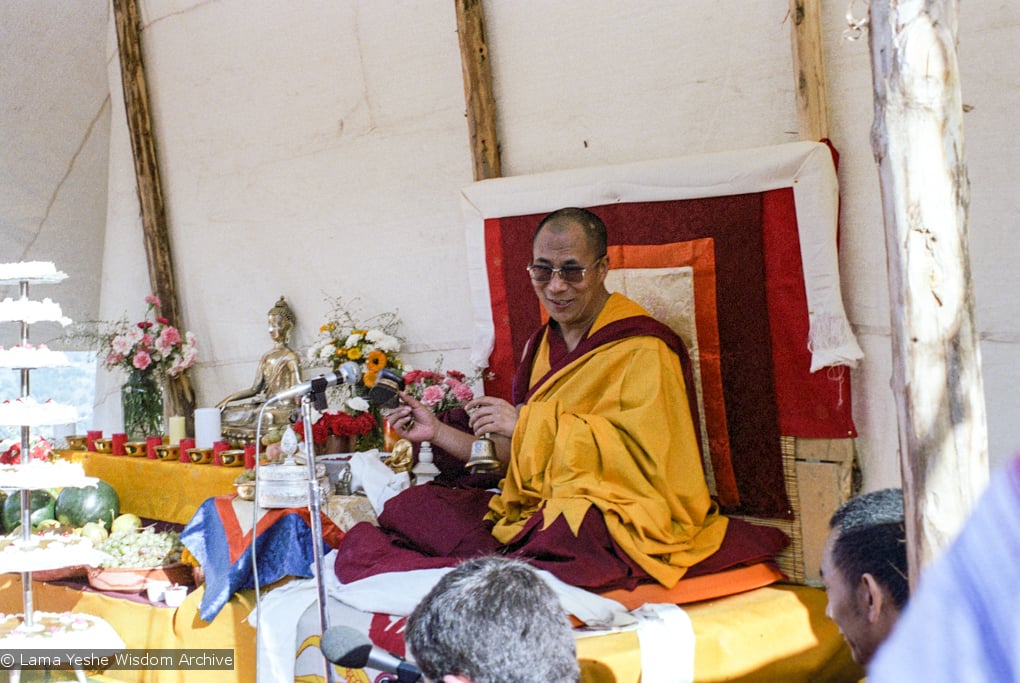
[466,396,518,439]
[385,391,437,442]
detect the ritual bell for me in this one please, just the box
[465,433,501,474]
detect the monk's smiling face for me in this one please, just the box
[530,219,609,349]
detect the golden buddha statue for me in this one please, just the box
[217,296,303,445]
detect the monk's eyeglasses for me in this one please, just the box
[526,256,605,284]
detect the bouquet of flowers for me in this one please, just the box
[98,295,198,381]
[404,367,477,414]
[64,295,198,441]
[304,298,404,450]
[305,297,403,392]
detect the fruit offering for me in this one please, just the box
[96,528,183,569]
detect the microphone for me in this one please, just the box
[269,361,363,402]
[320,625,422,682]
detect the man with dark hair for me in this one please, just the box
[820,488,908,668]
[405,556,580,683]
[869,454,1020,682]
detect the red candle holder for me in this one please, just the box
[146,435,162,460]
[86,430,103,452]
[212,440,230,466]
[111,433,127,456]
[244,443,256,470]
[179,438,195,463]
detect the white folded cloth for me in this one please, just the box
[347,450,410,516]
[325,563,635,630]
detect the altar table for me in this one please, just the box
[59,451,240,525]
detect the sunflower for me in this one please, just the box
[366,349,388,371]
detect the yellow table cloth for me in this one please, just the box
[59,451,239,525]
[0,576,256,683]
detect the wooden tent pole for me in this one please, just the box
[868,0,987,585]
[455,0,502,181]
[789,0,830,141]
[112,0,195,427]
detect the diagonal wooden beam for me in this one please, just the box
[111,0,195,428]
[455,0,501,181]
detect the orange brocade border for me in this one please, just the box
[598,562,785,611]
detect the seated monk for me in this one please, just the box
[217,296,302,445]
[337,208,739,593]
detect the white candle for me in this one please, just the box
[194,407,222,449]
[168,416,186,446]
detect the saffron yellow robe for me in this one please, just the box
[488,293,728,587]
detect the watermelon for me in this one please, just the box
[54,480,120,530]
[2,489,57,532]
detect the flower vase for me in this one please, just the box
[121,369,164,441]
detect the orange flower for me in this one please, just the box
[366,350,387,371]
[363,368,378,388]
[346,347,363,361]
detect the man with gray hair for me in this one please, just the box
[404,556,580,683]
[820,488,909,668]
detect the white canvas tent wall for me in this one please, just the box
[3,1,1019,500]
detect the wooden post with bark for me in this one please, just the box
[455,0,501,181]
[868,0,988,586]
[789,0,829,141]
[112,0,196,428]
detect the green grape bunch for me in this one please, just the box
[96,528,184,568]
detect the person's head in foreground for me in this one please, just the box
[405,556,580,683]
[820,487,909,667]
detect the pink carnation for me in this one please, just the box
[157,326,182,351]
[446,379,474,403]
[145,295,161,307]
[132,350,153,370]
[420,385,446,407]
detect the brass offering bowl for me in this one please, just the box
[93,438,113,454]
[219,449,245,468]
[187,447,214,465]
[154,444,179,461]
[124,441,148,457]
[235,482,255,501]
[66,435,87,451]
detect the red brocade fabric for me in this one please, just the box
[480,193,855,519]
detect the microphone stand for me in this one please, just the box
[299,387,336,683]
[251,381,336,683]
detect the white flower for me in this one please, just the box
[346,396,370,413]
[344,332,363,347]
[374,333,400,354]
[111,334,134,355]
